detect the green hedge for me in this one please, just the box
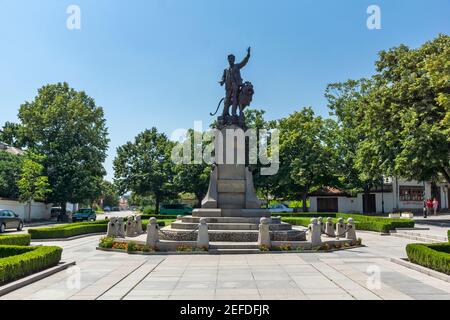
[272,212,337,218]
[0,234,31,246]
[281,213,414,233]
[0,245,62,285]
[448,230,449,242]
[28,219,175,239]
[406,243,450,275]
[29,223,108,239]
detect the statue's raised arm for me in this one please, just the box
[237,47,251,69]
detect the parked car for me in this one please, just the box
[72,208,97,222]
[0,209,24,232]
[268,203,294,213]
[111,206,120,212]
[103,206,111,212]
[160,204,193,215]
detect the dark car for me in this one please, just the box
[0,209,24,232]
[72,208,97,222]
[160,204,193,215]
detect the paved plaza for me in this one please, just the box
[2,229,450,300]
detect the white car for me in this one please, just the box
[268,204,294,213]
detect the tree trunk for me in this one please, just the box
[363,186,370,214]
[302,187,308,212]
[196,194,203,208]
[155,196,160,215]
[28,201,32,223]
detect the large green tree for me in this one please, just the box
[357,34,450,184]
[325,79,384,212]
[17,153,51,221]
[114,127,177,214]
[173,129,210,208]
[98,180,120,208]
[276,108,338,212]
[16,82,109,213]
[0,151,22,199]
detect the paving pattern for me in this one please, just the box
[2,231,450,300]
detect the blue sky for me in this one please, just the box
[0,0,449,180]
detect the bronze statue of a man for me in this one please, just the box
[219,47,251,117]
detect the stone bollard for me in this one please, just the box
[335,218,345,239]
[197,218,209,249]
[346,218,357,240]
[135,215,143,235]
[325,217,335,237]
[258,217,271,248]
[318,217,325,234]
[308,218,322,247]
[117,218,125,238]
[107,218,116,237]
[146,217,159,247]
[177,215,183,221]
[126,216,135,237]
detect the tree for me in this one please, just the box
[173,130,210,207]
[0,122,23,147]
[357,34,450,184]
[325,79,384,212]
[114,127,177,214]
[16,82,109,214]
[99,180,120,208]
[277,108,338,212]
[0,151,22,199]
[17,153,51,222]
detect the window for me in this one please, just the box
[399,187,424,201]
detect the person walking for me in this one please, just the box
[432,198,439,215]
[426,198,433,217]
[423,200,428,218]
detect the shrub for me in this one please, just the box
[127,241,138,253]
[0,234,31,246]
[448,230,449,242]
[141,206,155,215]
[28,223,107,239]
[278,244,292,251]
[406,243,450,275]
[259,244,270,252]
[0,245,62,285]
[176,245,193,252]
[99,236,114,249]
[141,214,179,220]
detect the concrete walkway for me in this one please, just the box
[1,231,450,300]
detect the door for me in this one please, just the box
[431,184,441,210]
[363,194,376,213]
[6,211,19,228]
[317,198,338,212]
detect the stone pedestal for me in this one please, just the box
[161,124,306,242]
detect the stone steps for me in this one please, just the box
[209,242,259,249]
[181,216,279,224]
[193,208,270,218]
[390,230,448,243]
[170,222,291,231]
[159,227,306,242]
[209,249,261,254]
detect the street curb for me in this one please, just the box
[31,232,106,242]
[0,261,76,297]
[390,257,450,283]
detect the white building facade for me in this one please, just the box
[309,179,449,214]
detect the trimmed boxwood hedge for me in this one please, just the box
[0,245,62,285]
[28,219,176,239]
[448,230,449,242]
[406,243,450,275]
[0,234,31,246]
[281,213,414,233]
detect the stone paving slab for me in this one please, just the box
[1,231,450,300]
